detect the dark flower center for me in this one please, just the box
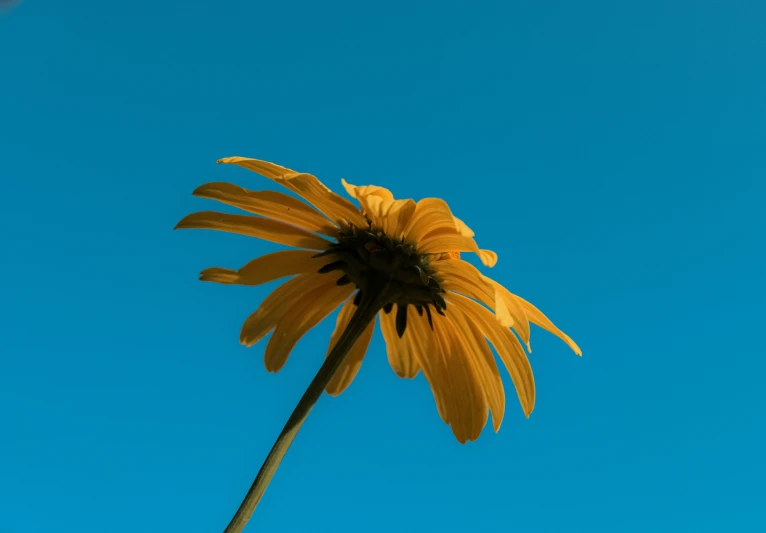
[315,224,446,336]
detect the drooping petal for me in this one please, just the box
[175,211,331,250]
[404,311,450,423]
[218,157,367,227]
[193,182,337,236]
[200,250,333,286]
[431,311,488,443]
[431,259,513,326]
[324,298,376,396]
[451,294,535,417]
[380,304,421,379]
[515,295,582,356]
[418,233,497,267]
[240,273,330,347]
[263,281,354,372]
[448,305,506,433]
[489,280,531,349]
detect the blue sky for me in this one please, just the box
[1,1,764,532]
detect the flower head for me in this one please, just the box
[176,157,580,444]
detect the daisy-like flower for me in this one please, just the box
[176,157,581,533]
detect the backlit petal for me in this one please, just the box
[240,273,330,347]
[193,182,336,236]
[324,298,376,396]
[402,198,458,245]
[200,250,334,286]
[218,157,367,227]
[340,180,395,203]
[515,295,582,356]
[405,312,450,423]
[263,281,354,372]
[418,233,497,267]
[432,312,488,443]
[490,280,532,349]
[452,294,535,417]
[449,305,506,433]
[380,304,421,379]
[175,211,331,250]
[431,260,513,326]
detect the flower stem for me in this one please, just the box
[222,287,388,533]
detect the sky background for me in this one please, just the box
[1,1,765,532]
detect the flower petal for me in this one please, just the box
[324,298,376,396]
[380,304,421,379]
[452,294,535,417]
[175,211,331,250]
[193,182,337,236]
[340,180,395,203]
[218,157,367,227]
[489,280,531,349]
[431,259,513,326]
[451,216,475,237]
[515,295,582,356]
[448,305,506,433]
[240,273,329,347]
[402,198,459,245]
[403,311,451,423]
[263,281,354,372]
[431,312,488,443]
[418,233,497,267]
[200,250,333,286]
[339,179,419,238]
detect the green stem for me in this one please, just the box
[222,288,387,533]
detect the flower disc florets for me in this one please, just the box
[316,223,446,337]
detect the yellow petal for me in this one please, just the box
[404,312,450,423]
[379,304,421,379]
[431,312,488,443]
[515,295,582,356]
[451,216,475,237]
[263,281,354,372]
[218,157,367,227]
[240,273,328,347]
[452,294,535,417]
[200,250,332,286]
[193,182,337,236]
[402,198,459,245]
[380,198,417,239]
[418,233,497,267]
[431,259,513,327]
[489,280,531,349]
[340,179,395,202]
[197,267,239,284]
[449,306,506,433]
[390,199,417,238]
[339,179,416,237]
[175,211,331,250]
[324,298,376,396]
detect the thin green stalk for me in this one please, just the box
[222,288,387,533]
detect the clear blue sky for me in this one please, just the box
[2,1,764,532]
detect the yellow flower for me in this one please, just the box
[176,156,581,532]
